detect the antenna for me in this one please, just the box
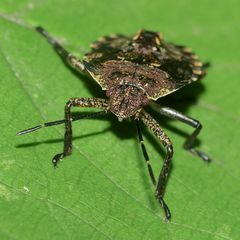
[16,111,106,136]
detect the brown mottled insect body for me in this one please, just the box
[17,27,210,220]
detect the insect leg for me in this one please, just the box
[139,110,172,220]
[151,103,210,162]
[135,119,156,186]
[35,26,85,72]
[52,98,109,168]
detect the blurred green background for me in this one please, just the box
[0,0,239,239]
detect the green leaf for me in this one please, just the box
[0,1,239,239]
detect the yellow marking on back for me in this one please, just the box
[191,54,199,60]
[155,36,161,45]
[193,61,203,67]
[183,47,192,53]
[193,69,202,75]
[133,29,142,40]
[191,76,198,81]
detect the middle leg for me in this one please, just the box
[150,102,210,162]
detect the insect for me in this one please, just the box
[17,27,210,220]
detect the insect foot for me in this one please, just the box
[52,153,65,168]
[184,144,211,162]
[156,194,171,220]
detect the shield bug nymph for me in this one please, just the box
[17,27,211,220]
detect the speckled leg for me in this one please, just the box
[139,110,173,220]
[151,102,210,162]
[52,98,109,168]
[36,26,85,73]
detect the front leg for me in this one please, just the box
[139,110,173,220]
[52,98,109,167]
